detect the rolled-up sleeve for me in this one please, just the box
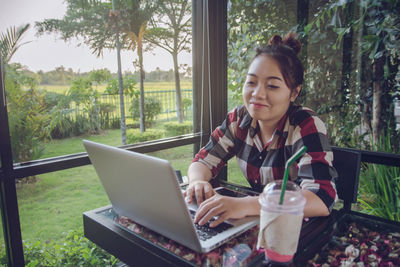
[193,109,238,177]
[291,112,338,211]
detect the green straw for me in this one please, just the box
[279,145,308,205]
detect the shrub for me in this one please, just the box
[105,76,138,97]
[5,64,50,162]
[0,229,118,266]
[127,122,140,129]
[127,129,164,144]
[358,133,400,221]
[182,98,192,119]
[99,103,117,129]
[163,121,193,136]
[109,117,122,129]
[130,97,162,124]
[43,91,68,111]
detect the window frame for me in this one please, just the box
[0,0,228,264]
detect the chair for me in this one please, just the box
[296,147,362,262]
[331,146,362,211]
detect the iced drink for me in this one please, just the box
[257,181,306,265]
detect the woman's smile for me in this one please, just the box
[250,101,269,109]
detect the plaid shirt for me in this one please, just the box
[193,104,338,211]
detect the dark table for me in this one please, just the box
[83,182,400,266]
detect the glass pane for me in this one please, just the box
[357,163,400,221]
[0,210,5,260]
[227,159,250,187]
[147,144,194,178]
[227,1,298,185]
[227,0,298,110]
[1,0,193,163]
[15,165,113,263]
[13,145,194,261]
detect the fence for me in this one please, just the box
[73,89,193,122]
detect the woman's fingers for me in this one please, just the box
[186,181,214,205]
[194,196,245,227]
[194,183,205,204]
[195,200,223,225]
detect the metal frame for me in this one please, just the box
[0,1,228,265]
[0,58,25,266]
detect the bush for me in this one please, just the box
[99,103,117,129]
[127,122,140,129]
[182,98,192,119]
[358,133,400,221]
[5,64,50,162]
[130,97,162,124]
[163,121,193,136]
[127,129,164,143]
[43,91,69,111]
[0,229,118,266]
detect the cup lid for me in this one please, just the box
[259,180,306,208]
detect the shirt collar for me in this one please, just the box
[275,102,296,136]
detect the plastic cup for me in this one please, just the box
[257,180,306,265]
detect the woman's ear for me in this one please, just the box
[290,85,301,102]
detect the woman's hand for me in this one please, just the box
[194,194,252,227]
[184,180,215,205]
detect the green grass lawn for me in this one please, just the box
[0,128,248,255]
[39,81,192,94]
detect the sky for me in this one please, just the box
[0,0,192,73]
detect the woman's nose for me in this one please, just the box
[252,84,266,98]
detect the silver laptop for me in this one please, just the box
[83,140,259,253]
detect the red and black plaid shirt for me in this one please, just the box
[193,104,338,211]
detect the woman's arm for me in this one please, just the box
[302,189,330,217]
[185,162,214,204]
[195,195,261,227]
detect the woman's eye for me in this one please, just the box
[246,81,255,85]
[267,85,279,89]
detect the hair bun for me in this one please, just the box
[268,33,302,55]
[268,35,283,46]
[283,32,301,55]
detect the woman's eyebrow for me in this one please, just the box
[266,76,283,81]
[246,73,283,81]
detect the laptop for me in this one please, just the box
[83,140,259,253]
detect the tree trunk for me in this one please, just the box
[173,49,184,123]
[356,0,371,135]
[138,44,146,132]
[112,0,126,145]
[372,57,384,145]
[116,32,127,144]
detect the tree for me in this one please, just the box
[305,0,400,147]
[227,0,296,107]
[0,24,30,65]
[36,0,129,143]
[145,0,191,123]
[89,68,111,88]
[116,0,156,132]
[1,24,50,162]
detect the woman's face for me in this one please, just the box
[242,55,299,126]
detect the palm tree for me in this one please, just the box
[0,24,30,64]
[124,22,148,132]
[118,0,155,132]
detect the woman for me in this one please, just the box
[185,33,337,227]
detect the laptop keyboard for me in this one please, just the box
[189,210,233,241]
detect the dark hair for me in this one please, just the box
[254,32,304,91]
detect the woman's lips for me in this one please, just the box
[250,102,268,108]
